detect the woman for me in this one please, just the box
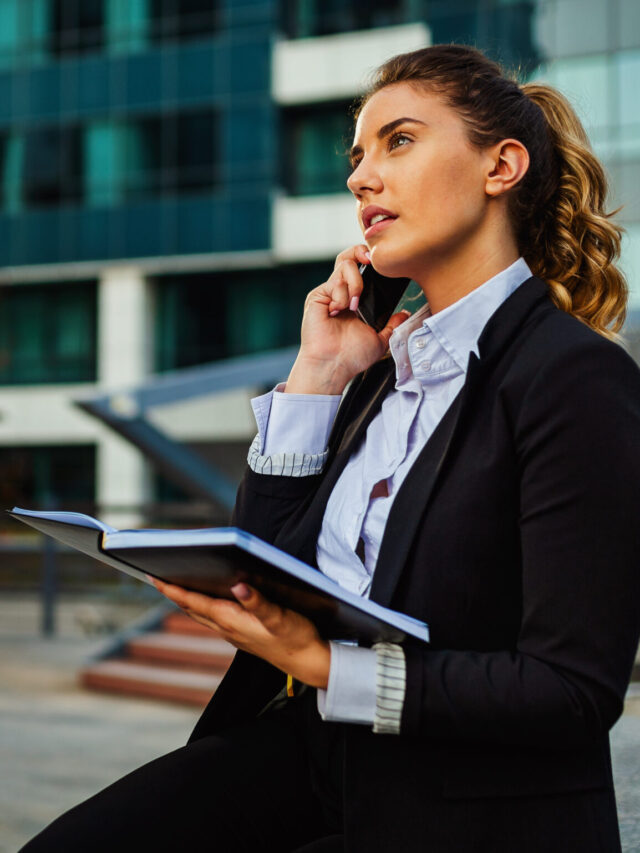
[22,45,640,853]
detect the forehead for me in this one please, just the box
[353,82,464,141]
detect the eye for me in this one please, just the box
[388,132,411,152]
[349,154,363,172]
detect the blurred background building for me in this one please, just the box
[0,0,638,580]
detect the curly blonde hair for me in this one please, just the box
[357,46,627,337]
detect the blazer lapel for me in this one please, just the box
[318,359,396,498]
[370,276,551,608]
[369,353,483,607]
[287,359,397,567]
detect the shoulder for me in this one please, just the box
[510,295,640,395]
[501,303,640,458]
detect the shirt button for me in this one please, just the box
[420,360,431,371]
[415,339,426,349]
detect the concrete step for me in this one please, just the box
[81,659,222,706]
[127,631,236,670]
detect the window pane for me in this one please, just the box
[105,0,152,55]
[283,0,405,38]
[0,0,19,68]
[173,111,217,191]
[535,55,612,144]
[2,132,24,213]
[50,0,104,56]
[149,0,217,43]
[0,445,95,511]
[153,264,328,371]
[284,104,351,196]
[618,51,640,156]
[0,281,97,384]
[22,125,83,207]
[82,111,218,206]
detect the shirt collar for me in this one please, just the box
[414,257,532,373]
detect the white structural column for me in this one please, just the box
[97,266,152,528]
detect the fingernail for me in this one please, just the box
[329,309,340,317]
[364,251,372,260]
[231,582,251,601]
[350,296,359,312]
[401,309,412,317]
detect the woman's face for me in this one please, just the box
[347,82,497,282]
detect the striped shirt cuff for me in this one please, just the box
[247,433,329,477]
[372,642,406,734]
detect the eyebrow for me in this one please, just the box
[349,117,427,164]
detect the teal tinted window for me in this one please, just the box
[428,1,540,74]
[282,0,540,73]
[149,0,218,42]
[22,125,83,208]
[0,281,97,384]
[10,109,218,213]
[120,110,218,198]
[50,0,104,56]
[0,0,50,69]
[154,263,329,371]
[283,0,406,38]
[0,444,95,512]
[283,103,352,195]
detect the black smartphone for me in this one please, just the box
[356,263,411,332]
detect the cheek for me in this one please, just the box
[436,160,486,226]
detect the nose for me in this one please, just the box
[347,157,383,196]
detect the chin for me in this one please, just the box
[369,250,415,281]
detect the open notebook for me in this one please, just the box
[10,507,429,646]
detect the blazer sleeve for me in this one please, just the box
[231,466,323,543]
[231,372,367,543]
[401,335,640,748]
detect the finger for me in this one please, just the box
[153,579,234,621]
[377,309,412,349]
[324,274,352,315]
[231,583,285,633]
[333,243,370,270]
[184,611,225,635]
[327,261,365,314]
[337,259,366,312]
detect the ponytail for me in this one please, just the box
[520,84,627,337]
[360,46,627,338]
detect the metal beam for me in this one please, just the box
[74,347,298,508]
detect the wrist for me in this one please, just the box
[291,640,331,689]
[285,356,352,396]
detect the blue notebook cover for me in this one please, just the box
[10,507,429,646]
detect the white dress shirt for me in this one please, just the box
[249,258,532,727]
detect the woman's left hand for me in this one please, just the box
[151,579,331,689]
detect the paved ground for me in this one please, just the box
[1,597,640,851]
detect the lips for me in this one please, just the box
[362,205,397,231]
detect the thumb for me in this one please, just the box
[377,309,412,348]
[231,583,284,632]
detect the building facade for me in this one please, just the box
[0,0,632,525]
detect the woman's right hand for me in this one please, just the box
[285,244,410,395]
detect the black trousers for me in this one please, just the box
[20,691,345,853]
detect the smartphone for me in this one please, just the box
[356,264,411,332]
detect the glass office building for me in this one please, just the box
[0,0,633,522]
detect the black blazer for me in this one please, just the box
[191,278,640,852]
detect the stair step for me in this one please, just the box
[163,610,220,637]
[81,660,222,706]
[128,632,236,669]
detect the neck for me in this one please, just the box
[413,231,521,315]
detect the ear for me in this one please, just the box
[484,139,530,198]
